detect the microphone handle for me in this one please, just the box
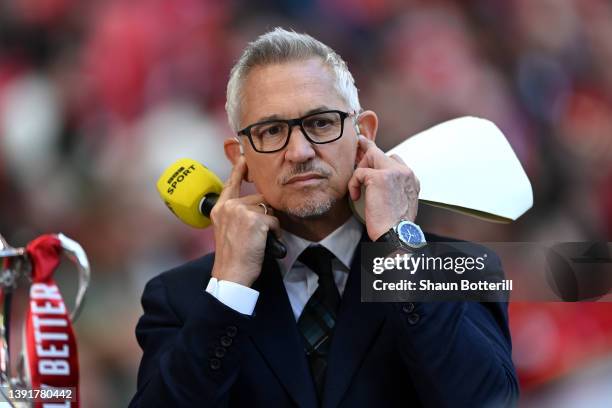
[201,194,287,259]
[265,231,288,259]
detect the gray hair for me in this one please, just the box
[225,27,361,132]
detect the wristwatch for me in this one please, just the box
[376,220,426,249]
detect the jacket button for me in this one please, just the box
[210,358,221,370]
[226,325,238,337]
[220,335,233,347]
[214,346,226,358]
[401,303,415,314]
[407,313,420,325]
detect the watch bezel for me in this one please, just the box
[394,220,426,249]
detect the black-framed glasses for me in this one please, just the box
[237,110,353,153]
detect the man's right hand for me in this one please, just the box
[210,156,281,287]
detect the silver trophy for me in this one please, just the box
[0,233,90,406]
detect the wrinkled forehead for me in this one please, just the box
[239,58,347,127]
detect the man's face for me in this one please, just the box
[238,58,359,218]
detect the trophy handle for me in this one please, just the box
[56,233,91,322]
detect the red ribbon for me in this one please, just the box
[25,234,80,407]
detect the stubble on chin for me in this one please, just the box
[276,161,342,218]
[284,193,336,218]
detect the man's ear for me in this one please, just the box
[224,137,252,182]
[354,110,379,166]
[357,110,378,142]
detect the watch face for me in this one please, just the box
[397,221,425,246]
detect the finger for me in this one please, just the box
[347,167,373,201]
[355,147,394,170]
[357,135,388,169]
[234,194,266,206]
[247,202,275,216]
[218,156,247,203]
[355,150,375,169]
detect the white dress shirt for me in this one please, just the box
[205,216,364,319]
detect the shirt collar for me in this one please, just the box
[277,216,364,278]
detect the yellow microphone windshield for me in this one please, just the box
[156,158,224,228]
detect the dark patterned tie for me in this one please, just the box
[296,245,340,399]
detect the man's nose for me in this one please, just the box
[284,125,316,162]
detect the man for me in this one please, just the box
[130,28,518,407]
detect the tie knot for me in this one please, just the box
[297,245,336,276]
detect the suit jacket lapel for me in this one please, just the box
[249,256,319,408]
[322,234,386,408]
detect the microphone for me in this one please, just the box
[156,158,287,258]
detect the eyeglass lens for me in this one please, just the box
[250,111,343,152]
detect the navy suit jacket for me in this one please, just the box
[130,232,519,407]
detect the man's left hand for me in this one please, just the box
[348,135,420,241]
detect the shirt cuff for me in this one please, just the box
[205,277,259,315]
